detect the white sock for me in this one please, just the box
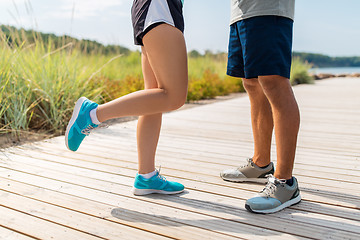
[90,108,101,125]
[139,170,157,179]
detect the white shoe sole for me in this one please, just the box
[221,176,268,184]
[132,187,184,196]
[246,194,302,214]
[65,97,87,151]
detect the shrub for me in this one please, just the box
[0,26,313,138]
[290,57,314,85]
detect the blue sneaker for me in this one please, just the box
[65,97,99,151]
[245,175,301,214]
[132,170,185,195]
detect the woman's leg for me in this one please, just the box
[137,46,162,174]
[96,24,188,123]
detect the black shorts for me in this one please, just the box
[131,0,184,46]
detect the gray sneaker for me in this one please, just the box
[245,175,301,214]
[220,158,274,183]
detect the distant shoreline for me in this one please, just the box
[310,72,360,80]
[310,66,360,75]
[309,66,360,79]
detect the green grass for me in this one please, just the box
[0,27,312,138]
[0,29,104,135]
[187,53,244,100]
[290,57,314,85]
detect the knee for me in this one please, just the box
[242,78,262,94]
[167,91,187,111]
[258,75,290,94]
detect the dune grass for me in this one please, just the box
[0,27,312,138]
[290,57,314,85]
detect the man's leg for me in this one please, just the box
[220,78,275,182]
[242,78,274,167]
[258,75,300,180]
[244,75,301,213]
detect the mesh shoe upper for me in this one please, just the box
[245,174,301,213]
[134,170,184,193]
[220,158,274,182]
[66,97,98,151]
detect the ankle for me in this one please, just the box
[274,173,292,181]
[285,177,294,186]
[252,158,271,168]
[90,107,101,125]
[139,169,157,179]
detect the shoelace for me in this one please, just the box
[81,125,96,136]
[261,174,286,197]
[238,158,254,170]
[157,174,167,181]
[156,166,167,182]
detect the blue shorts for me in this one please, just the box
[227,16,293,79]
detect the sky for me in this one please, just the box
[0,0,360,57]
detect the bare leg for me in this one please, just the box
[242,78,273,167]
[258,75,300,179]
[137,47,162,174]
[96,24,188,122]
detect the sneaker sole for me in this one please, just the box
[245,194,302,214]
[132,187,184,196]
[221,175,268,184]
[65,97,87,151]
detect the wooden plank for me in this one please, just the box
[64,126,360,164]
[2,165,358,240]
[3,148,360,210]
[17,142,360,179]
[0,226,35,240]
[1,77,359,239]
[0,189,170,240]
[62,142,360,184]
[0,178,233,240]
[39,117,358,162]
[14,143,360,199]
[3,148,360,211]
[27,137,360,180]
[77,131,359,161]
[15,141,360,185]
[1,155,358,239]
[0,206,102,240]
[37,137,358,174]
[0,167,300,240]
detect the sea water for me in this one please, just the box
[310,67,360,75]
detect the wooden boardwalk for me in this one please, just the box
[0,77,359,240]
